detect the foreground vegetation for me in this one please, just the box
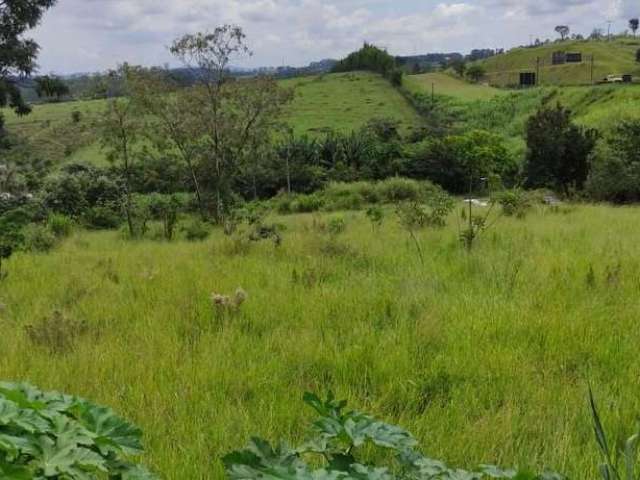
[2,202,640,478]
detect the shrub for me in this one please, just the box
[143,194,183,240]
[377,177,426,202]
[327,216,347,235]
[22,224,57,252]
[404,131,516,194]
[278,193,325,214]
[71,109,82,123]
[0,382,156,479]
[524,102,598,192]
[586,118,640,203]
[366,206,384,229]
[496,188,532,218]
[181,219,210,241]
[83,202,122,230]
[224,392,563,480]
[25,310,90,354]
[47,213,74,238]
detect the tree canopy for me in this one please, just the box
[0,0,57,141]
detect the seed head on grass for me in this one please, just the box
[211,288,249,317]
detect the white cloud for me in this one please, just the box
[30,0,640,74]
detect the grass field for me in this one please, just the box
[479,38,640,87]
[1,204,639,478]
[281,72,422,135]
[404,72,505,101]
[1,72,422,167]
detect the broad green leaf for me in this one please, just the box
[0,398,51,433]
[34,435,107,477]
[0,458,32,480]
[0,433,39,459]
[74,401,143,455]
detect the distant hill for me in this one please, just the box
[3,71,422,166]
[478,38,640,87]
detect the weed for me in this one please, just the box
[24,310,92,354]
[365,206,384,230]
[211,288,248,323]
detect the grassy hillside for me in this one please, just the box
[1,72,422,167]
[1,204,640,478]
[480,38,640,87]
[404,72,505,101]
[281,72,421,135]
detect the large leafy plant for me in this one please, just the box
[0,382,155,479]
[224,392,564,480]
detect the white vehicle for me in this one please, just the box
[604,74,624,83]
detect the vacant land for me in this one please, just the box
[404,72,505,101]
[0,204,638,478]
[479,38,640,87]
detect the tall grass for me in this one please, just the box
[1,204,639,478]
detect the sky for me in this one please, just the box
[31,0,639,74]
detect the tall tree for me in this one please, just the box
[630,18,639,36]
[524,103,598,192]
[129,68,208,218]
[99,67,141,237]
[170,26,292,221]
[0,0,57,140]
[34,75,70,101]
[555,25,570,40]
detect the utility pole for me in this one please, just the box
[606,20,613,40]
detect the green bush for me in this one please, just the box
[0,382,155,479]
[181,219,211,241]
[83,202,122,230]
[496,188,532,218]
[327,216,347,235]
[22,224,57,252]
[404,130,516,194]
[525,102,598,192]
[376,177,427,202]
[47,213,74,238]
[587,118,640,203]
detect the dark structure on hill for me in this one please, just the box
[520,72,537,86]
[552,51,583,65]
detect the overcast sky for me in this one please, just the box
[31,0,637,74]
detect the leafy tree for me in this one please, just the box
[630,18,639,36]
[0,0,58,142]
[129,68,208,217]
[169,26,292,221]
[587,118,640,202]
[99,94,140,237]
[466,64,486,83]
[332,43,396,76]
[524,103,598,192]
[555,25,570,40]
[34,75,70,101]
[450,58,467,77]
[405,130,516,194]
